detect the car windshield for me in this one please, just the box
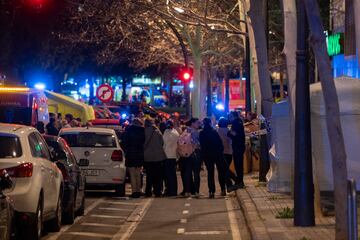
[60,132,117,148]
[0,135,22,158]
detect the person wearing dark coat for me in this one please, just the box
[121,118,145,198]
[200,118,234,198]
[144,118,167,197]
[227,111,246,188]
[46,118,59,136]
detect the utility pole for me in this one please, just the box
[294,0,315,227]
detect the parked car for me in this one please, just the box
[59,127,126,196]
[0,170,15,240]
[0,124,63,240]
[44,135,86,224]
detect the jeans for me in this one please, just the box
[233,149,245,185]
[183,151,201,194]
[204,154,231,193]
[128,167,142,193]
[144,161,164,196]
[164,159,178,196]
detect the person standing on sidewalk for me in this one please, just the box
[228,111,246,188]
[217,117,238,183]
[121,118,145,198]
[200,118,234,198]
[163,120,180,197]
[177,118,201,197]
[144,118,167,197]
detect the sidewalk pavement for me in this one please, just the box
[235,172,335,240]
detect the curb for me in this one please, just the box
[235,188,272,240]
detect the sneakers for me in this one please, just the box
[193,192,200,199]
[209,192,215,199]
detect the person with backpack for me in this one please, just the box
[200,118,235,198]
[163,120,180,197]
[144,118,167,197]
[121,118,145,198]
[178,118,201,198]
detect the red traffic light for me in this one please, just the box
[180,68,192,82]
[183,72,191,81]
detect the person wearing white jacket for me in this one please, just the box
[163,120,180,196]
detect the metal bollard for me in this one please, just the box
[347,178,357,240]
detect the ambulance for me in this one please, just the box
[0,87,49,126]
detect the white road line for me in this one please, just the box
[99,207,133,212]
[180,218,187,223]
[177,228,185,234]
[46,197,105,240]
[225,198,242,240]
[64,232,113,238]
[90,214,127,219]
[81,223,120,228]
[184,230,229,235]
[184,203,191,207]
[182,210,189,214]
[105,201,140,206]
[112,198,153,240]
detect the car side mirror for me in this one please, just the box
[78,159,90,167]
[0,170,12,190]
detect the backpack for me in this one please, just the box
[177,130,195,157]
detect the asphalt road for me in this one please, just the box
[42,174,250,240]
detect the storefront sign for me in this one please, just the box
[327,32,344,56]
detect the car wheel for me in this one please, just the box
[115,184,126,197]
[20,196,42,240]
[48,193,62,232]
[62,197,75,224]
[76,194,85,216]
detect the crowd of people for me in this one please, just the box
[121,111,246,199]
[35,113,86,136]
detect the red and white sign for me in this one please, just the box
[96,84,114,103]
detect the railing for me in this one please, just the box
[347,178,357,240]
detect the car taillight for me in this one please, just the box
[5,163,33,178]
[111,150,123,161]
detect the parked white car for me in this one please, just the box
[0,124,63,239]
[59,127,126,196]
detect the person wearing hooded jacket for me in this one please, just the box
[121,118,145,198]
[144,118,167,197]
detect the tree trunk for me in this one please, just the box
[192,57,202,118]
[200,63,208,119]
[224,65,230,114]
[354,0,360,63]
[245,8,261,114]
[121,78,127,101]
[281,0,297,114]
[303,0,348,239]
[247,0,274,118]
[206,65,213,117]
[281,0,297,197]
